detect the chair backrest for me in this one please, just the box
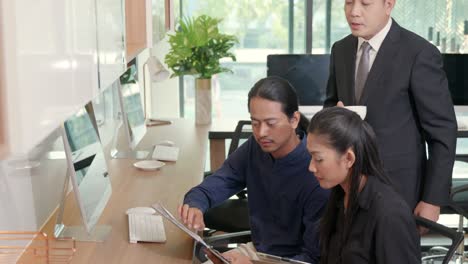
[228,120,252,156]
[417,216,464,264]
[202,120,251,235]
[446,160,468,218]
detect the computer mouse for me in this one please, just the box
[126,207,156,215]
[158,140,175,147]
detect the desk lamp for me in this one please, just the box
[143,56,171,126]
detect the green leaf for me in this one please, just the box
[165,15,238,79]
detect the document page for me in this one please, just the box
[151,202,230,264]
[255,253,310,264]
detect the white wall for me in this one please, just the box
[0,0,178,243]
[1,0,99,156]
[0,129,67,231]
[96,0,126,90]
[0,0,119,249]
[150,35,180,119]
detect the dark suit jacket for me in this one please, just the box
[324,19,457,208]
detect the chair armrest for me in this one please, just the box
[204,230,252,245]
[450,183,468,200]
[415,216,464,264]
[193,231,252,262]
[444,202,468,221]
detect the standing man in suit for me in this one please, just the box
[324,0,457,228]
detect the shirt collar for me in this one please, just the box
[333,176,380,211]
[275,131,308,163]
[357,176,378,210]
[357,18,392,53]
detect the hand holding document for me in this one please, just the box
[151,202,231,264]
[151,202,310,264]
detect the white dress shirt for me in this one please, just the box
[355,18,393,78]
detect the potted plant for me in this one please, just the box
[165,15,238,124]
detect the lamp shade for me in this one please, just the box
[146,56,170,82]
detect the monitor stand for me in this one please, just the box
[109,123,150,159]
[54,225,111,242]
[54,170,111,242]
[146,118,172,127]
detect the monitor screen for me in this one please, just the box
[62,107,111,234]
[118,66,147,150]
[267,54,330,105]
[443,54,468,105]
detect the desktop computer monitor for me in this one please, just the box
[55,107,112,242]
[267,54,330,106]
[111,66,149,159]
[443,54,468,106]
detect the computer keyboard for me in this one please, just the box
[151,145,180,161]
[128,213,167,243]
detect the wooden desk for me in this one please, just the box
[28,119,209,263]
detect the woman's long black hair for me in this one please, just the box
[307,107,391,263]
[248,76,309,133]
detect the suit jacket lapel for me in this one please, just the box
[344,37,358,105]
[359,19,401,105]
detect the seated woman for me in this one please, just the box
[307,107,421,263]
[216,107,421,264]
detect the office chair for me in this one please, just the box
[427,154,468,264]
[434,179,468,264]
[203,120,252,235]
[436,156,468,263]
[418,216,465,264]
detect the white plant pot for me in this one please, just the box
[195,78,212,125]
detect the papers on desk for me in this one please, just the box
[299,105,367,120]
[457,116,468,130]
[298,106,323,120]
[151,202,230,264]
